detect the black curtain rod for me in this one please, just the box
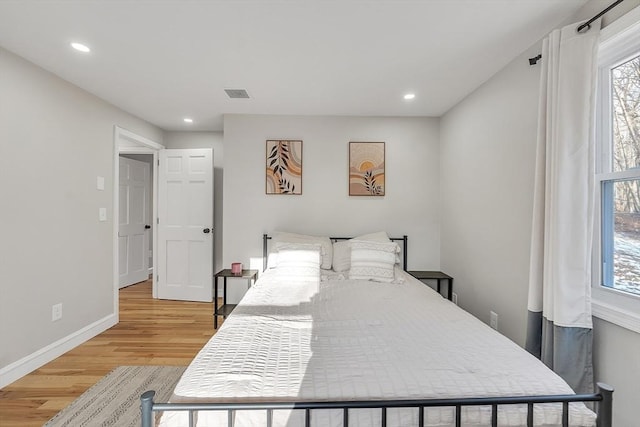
[577,0,625,33]
[529,0,626,65]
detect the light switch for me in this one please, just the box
[97,176,105,190]
[99,208,107,221]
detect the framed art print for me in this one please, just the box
[266,140,302,195]
[349,141,385,196]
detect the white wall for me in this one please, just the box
[0,47,163,386]
[223,114,440,300]
[164,131,224,274]
[593,318,640,427]
[440,43,540,346]
[439,3,640,425]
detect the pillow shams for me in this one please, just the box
[273,242,321,281]
[332,241,351,272]
[348,240,400,283]
[274,242,322,268]
[272,232,333,269]
[355,231,401,265]
[332,231,396,273]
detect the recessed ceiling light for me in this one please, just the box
[404,93,416,100]
[183,118,193,123]
[70,42,91,53]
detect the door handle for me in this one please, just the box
[203,228,211,234]
[145,225,151,229]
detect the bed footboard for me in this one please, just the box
[140,382,613,427]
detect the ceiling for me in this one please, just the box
[0,0,589,131]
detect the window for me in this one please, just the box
[600,56,640,297]
[593,13,640,333]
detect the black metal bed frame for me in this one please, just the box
[141,382,613,427]
[140,233,614,427]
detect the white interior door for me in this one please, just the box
[118,157,150,288]
[157,148,213,302]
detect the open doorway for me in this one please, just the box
[119,153,153,288]
[113,126,164,306]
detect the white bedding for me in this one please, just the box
[159,268,596,427]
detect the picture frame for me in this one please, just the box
[266,140,303,195]
[349,141,385,196]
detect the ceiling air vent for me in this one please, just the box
[224,89,250,99]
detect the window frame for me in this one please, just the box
[592,10,640,334]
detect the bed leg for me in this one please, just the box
[596,382,614,427]
[140,390,156,427]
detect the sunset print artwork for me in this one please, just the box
[349,142,385,196]
[266,140,302,195]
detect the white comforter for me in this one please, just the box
[159,269,596,427]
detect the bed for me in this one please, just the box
[141,232,613,427]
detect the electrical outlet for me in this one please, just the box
[52,303,63,322]
[490,310,498,330]
[452,292,458,305]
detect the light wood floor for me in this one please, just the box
[0,280,217,426]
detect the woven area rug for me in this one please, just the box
[45,365,185,427]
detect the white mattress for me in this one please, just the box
[159,268,596,427]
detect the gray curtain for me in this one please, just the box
[526,312,594,395]
[526,20,600,395]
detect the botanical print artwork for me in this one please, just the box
[349,142,385,196]
[266,140,302,195]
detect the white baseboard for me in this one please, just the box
[0,313,118,388]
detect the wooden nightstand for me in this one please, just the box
[213,269,258,328]
[408,270,453,301]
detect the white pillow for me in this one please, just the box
[274,242,322,268]
[266,251,279,269]
[356,231,402,265]
[332,231,393,272]
[273,242,321,281]
[348,240,400,283]
[332,241,351,272]
[272,232,333,270]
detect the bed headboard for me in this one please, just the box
[262,234,408,271]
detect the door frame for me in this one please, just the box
[113,126,164,313]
